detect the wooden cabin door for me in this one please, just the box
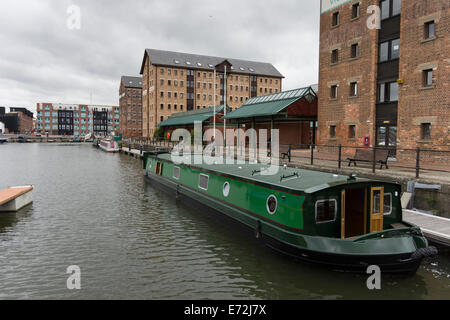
[155,162,163,175]
[370,187,384,233]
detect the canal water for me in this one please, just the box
[0,143,449,300]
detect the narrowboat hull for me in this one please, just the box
[144,169,433,275]
[99,139,119,153]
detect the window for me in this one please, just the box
[425,21,435,39]
[389,82,398,101]
[330,85,338,99]
[351,43,359,58]
[331,49,339,64]
[392,0,401,16]
[380,0,390,20]
[379,39,400,62]
[315,199,337,223]
[421,123,431,140]
[266,195,278,215]
[332,12,339,26]
[352,3,360,19]
[384,193,392,215]
[223,182,230,197]
[381,0,401,20]
[391,39,400,59]
[423,69,433,87]
[198,174,209,190]
[330,125,336,138]
[350,82,358,97]
[378,82,398,102]
[349,125,356,139]
[173,167,180,180]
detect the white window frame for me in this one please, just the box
[383,193,393,216]
[198,174,209,191]
[315,199,337,224]
[173,166,180,180]
[223,182,230,197]
[266,195,278,215]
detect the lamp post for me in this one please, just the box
[213,68,216,140]
[224,65,227,147]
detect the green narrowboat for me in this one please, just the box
[143,152,437,274]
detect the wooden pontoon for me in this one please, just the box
[0,186,34,212]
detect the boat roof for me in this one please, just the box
[151,153,389,194]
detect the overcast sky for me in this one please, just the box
[0,0,320,114]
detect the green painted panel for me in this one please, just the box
[151,158,305,231]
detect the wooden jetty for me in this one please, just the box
[403,209,450,246]
[0,186,34,212]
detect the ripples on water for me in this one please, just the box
[0,143,449,299]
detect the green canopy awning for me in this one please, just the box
[224,86,316,120]
[158,105,226,127]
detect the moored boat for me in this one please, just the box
[143,151,437,274]
[98,139,119,153]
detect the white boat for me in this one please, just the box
[99,139,120,153]
[0,186,33,212]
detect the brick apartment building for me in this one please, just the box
[119,76,142,137]
[36,103,120,137]
[0,106,34,134]
[140,49,284,138]
[318,0,449,161]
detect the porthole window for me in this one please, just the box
[266,195,278,215]
[223,182,230,197]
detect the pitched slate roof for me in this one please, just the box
[140,49,284,78]
[121,76,142,89]
[224,86,317,120]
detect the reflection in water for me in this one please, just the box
[0,143,449,299]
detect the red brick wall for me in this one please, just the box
[119,82,143,137]
[318,0,379,149]
[397,0,450,162]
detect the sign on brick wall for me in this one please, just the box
[321,0,351,14]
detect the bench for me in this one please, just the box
[347,149,389,169]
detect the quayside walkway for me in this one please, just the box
[403,210,450,247]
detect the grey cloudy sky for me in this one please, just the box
[0,0,320,114]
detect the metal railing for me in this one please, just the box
[118,138,450,179]
[276,143,450,179]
